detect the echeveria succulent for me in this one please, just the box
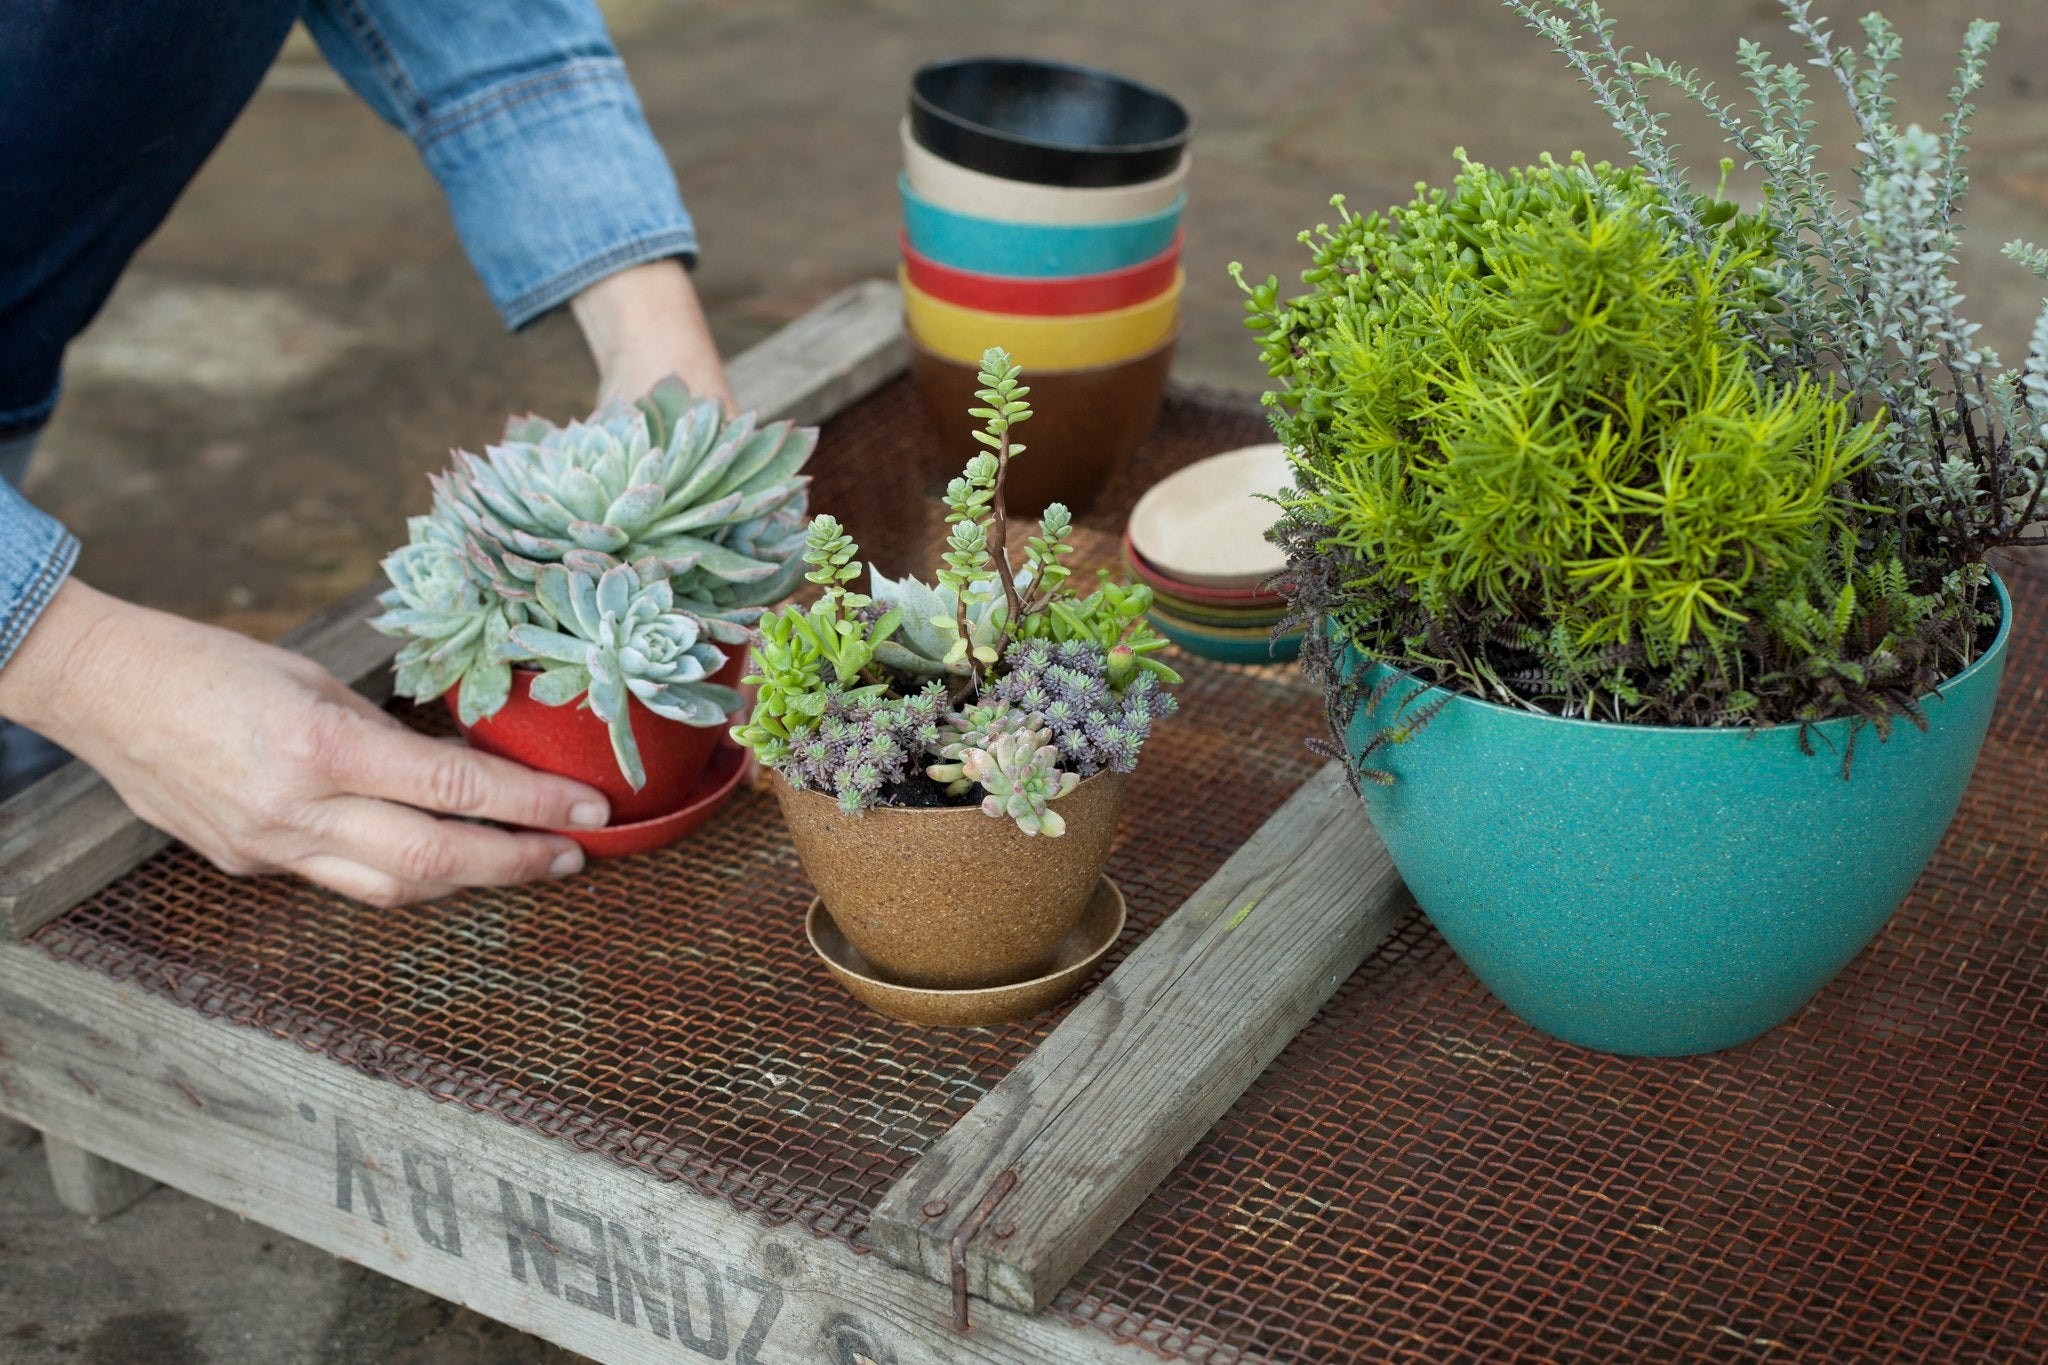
[961,727,1079,837]
[868,567,1020,678]
[372,515,523,724]
[923,700,1042,795]
[509,563,742,789]
[375,379,817,782]
[437,378,814,618]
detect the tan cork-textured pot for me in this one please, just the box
[772,769,1126,989]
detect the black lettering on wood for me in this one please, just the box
[495,1178,558,1294]
[669,1248,731,1359]
[728,1267,786,1365]
[607,1222,670,1340]
[402,1148,462,1256]
[332,1117,385,1227]
[549,1199,615,1319]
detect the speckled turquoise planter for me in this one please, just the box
[1341,575,2012,1056]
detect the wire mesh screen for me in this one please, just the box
[32,377,1321,1246]
[30,379,2048,1363]
[1056,550,2048,1362]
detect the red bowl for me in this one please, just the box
[562,741,749,858]
[900,230,1181,316]
[1122,530,1284,604]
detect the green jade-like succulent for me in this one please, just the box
[507,561,741,789]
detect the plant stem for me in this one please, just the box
[988,425,1024,661]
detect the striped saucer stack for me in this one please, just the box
[1124,444,1302,665]
[900,56,1191,514]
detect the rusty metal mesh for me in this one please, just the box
[31,379,2048,1363]
[1056,548,2048,1362]
[33,378,1321,1247]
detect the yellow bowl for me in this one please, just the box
[900,266,1181,369]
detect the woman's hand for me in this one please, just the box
[0,580,611,907]
[571,259,735,411]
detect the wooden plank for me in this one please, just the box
[43,1136,159,1219]
[0,281,907,942]
[0,940,1174,1365]
[724,278,907,430]
[869,762,1410,1315]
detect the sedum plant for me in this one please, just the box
[1237,151,1914,745]
[731,348,1180,832]
[372,380,816,785]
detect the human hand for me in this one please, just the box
[571,259,736,411]
[0,580,611,907]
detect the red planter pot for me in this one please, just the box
[900,230,1181,316]
[451,655,744,826]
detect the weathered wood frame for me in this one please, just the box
[0,283,1411,1363]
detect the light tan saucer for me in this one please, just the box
[1125,442,1292,589]
[807,877,1126,1028]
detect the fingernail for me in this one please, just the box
[548,847,584,878]
[568,801,608,829]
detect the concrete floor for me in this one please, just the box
[9,0,2048,1359]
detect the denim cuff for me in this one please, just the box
[0,477,80,673]
[0,388,59,443]
[415,57,698,329]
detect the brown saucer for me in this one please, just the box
[806,876,1126,1027]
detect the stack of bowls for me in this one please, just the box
[901,56,1191,514]
[1124,443,1302,665]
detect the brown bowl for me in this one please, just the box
[772,768,1125,989]
[908,329,1175,517]
[807,877,1126,1026]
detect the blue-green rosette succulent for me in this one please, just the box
[506,562,742,790]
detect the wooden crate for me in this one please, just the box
[0,283,1408,1365]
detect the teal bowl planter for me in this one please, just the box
[1340,575,2012,1056]
[900,174,1185,277]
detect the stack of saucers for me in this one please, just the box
[1124,443,1302,665]
[900,56,1191,514]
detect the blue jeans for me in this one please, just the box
[0,433,71,800]
[0,0,696,730]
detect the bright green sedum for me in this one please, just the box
[1233,150,1983,733]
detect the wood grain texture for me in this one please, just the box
[869,763,1410,1313]
[0,941,1173,1365]
[43,1136,159,1219]
[0,281,907,942]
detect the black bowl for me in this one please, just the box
[909,56,1190,189]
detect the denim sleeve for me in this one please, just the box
[301,0,696,328]
[0,479,80,673]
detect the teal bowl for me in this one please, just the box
[1150,609,1302,665]
[901,174,1184,277]
[1340,575,2012,1056]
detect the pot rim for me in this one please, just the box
[909,56,1192,159]
[1340,570,2013,741]
[770,764,1125,820]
